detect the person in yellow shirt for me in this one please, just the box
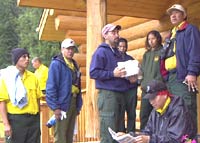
[0,48,42,143]
[32,57,48,95]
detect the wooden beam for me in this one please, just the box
[73,53,86,67]
[79,44,87,54]
[120,17,172,41]
[17,0,86,12]
[49,9,86,17]
[67,30,86,36]
[55,15,86,31]
[65,35,86,45]
[17,0,171,19]
[107,0,170,19]
[127,48,146,63]
[113,16,150,29]
[86,0,106,138]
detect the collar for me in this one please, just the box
[176,21,188,31]
[63,56,75,71]
[173,21,188,31]
[167,21,189,38]
[156,97,171,115]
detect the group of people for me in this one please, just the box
[90,3,200,143]
[0,38,82,143]
[0,3,200,143]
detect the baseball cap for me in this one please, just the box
[167,4,187,18]
[143,80,167,100]
[61,38,77,49]
[102,24,121,37]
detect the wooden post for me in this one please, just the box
[86,0,106,139]
[40,102,50,143]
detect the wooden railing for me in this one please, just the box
[40,90,99,143]
[1,85,199,142]
[0,89,141,143]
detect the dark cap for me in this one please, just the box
[143,80,167,100]
[11,48,29,65]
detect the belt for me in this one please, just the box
[72,93,77,98]
[8,113,39,117]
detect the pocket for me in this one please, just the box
[25,84,37,99]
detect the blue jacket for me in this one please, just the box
[174,23,200,81]
[90,43,137,92]
[46,54,82,112]
[144,96,196,143]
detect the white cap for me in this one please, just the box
[167,4,187,18]
[61,38,76,48]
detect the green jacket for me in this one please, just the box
[141,46,163,89]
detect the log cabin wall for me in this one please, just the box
[15,0,200,142]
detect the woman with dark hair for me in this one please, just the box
[140,30,164,130]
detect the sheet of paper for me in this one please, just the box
[117,60,140,77]
[108,127,136,143]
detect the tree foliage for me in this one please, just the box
[0,1,60,70]
[0,0,19,68]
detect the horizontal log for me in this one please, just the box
[78,44,87,54]
[187,2,200,19]
[65,35,86,44]
[120,17,172,41]
[18,0,169,19]
[49,9,86,17]
[55,15,86,31]
[127,48,146,63]
[73,53,86,67]
[67,30,86,36]
[113,16,150,29]
[107,15,123,23]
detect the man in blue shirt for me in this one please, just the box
[90,24,137,143]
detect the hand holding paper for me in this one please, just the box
[117,60,140,77]
[108,127,136,143]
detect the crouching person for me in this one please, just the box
[135,80,196,143]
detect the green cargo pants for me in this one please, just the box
[54,97,77,143]
[167,72,197,133]
[140,91,153,130]
[98,89,125,143]
[119,88,137,133]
